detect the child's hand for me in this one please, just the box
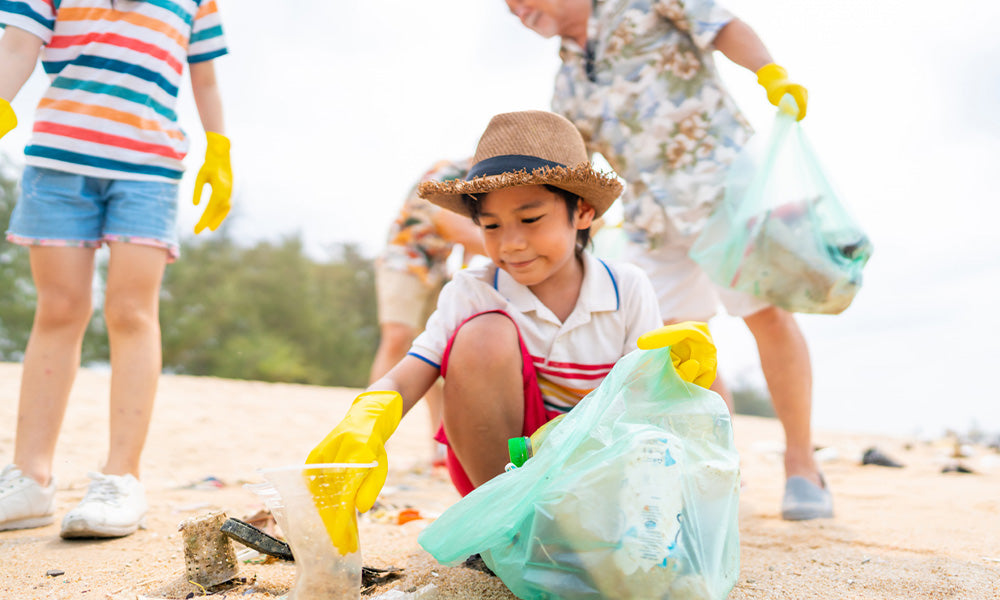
[756,63,808,121]
[192,131,233,233]
[306,391,403,554]
[0,99,16,140]
[637,321,717,388]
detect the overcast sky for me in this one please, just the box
[4,0,999,436]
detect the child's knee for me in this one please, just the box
[449,312,521,369]
[36,288,92,329]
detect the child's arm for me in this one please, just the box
[189,60,224,135]
[0,25,43,138]
[433,209,486,258]
[369,354,441,417]
[713,19,808,120]
[188,60,232,233]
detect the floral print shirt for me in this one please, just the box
[377,159,471,284]
[552,0,753,247]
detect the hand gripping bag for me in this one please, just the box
[689,102,873,314]
[418,346,740,600]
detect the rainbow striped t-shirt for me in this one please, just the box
[0,0,228,181]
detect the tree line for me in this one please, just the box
[0,159,378,387]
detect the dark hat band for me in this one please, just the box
[466,154,566,180]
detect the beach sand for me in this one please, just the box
[1,362,998,599]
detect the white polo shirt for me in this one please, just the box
[409,252,662,412]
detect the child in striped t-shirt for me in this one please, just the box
[305,111,719,550]
[0,0,231,539]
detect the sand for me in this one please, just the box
[1,362,998,599]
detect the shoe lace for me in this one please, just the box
[81,473,124,506]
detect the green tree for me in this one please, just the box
[0,159,34,361]
[159,234,378,386]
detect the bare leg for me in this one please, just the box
[424,378,445,438]
[710,375,735,417]
[441,313,524,487]
[13,247,97,486]
[101,242,167,478]
[369,322,416,383]
[743,306,819,486]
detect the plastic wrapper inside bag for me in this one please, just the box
[689,103,872,314]
[418,346,740,600]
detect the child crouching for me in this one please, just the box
[306,111,717,548]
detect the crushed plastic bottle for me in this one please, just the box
[507,414,566,469]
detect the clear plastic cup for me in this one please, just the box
[249,463,375,600]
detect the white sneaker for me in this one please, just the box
[60,472,148,539]
[0,464,56,531]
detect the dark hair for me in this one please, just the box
[462,185,592,255]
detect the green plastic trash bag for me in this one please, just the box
[689,104,872,314]
[418,346,740,600]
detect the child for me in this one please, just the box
[0,0,231,538]
[307,111,717,543]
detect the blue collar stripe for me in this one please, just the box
[466,155,566,180]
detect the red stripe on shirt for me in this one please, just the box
[33,121,185,160]
[530,356,617,371]
[534,364,611,381]
[47,32,184,74]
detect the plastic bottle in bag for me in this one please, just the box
[507,414,565,468]
[419,346,741,599]
[507,423,730,598]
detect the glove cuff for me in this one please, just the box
[205,131,231,156]
[352,390,404,439]
[756,63,788,87]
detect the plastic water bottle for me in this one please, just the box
[506,415,565,469]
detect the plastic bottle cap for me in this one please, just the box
[508,436,531,468]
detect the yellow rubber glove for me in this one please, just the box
[756,63,808,121]
[0,98,17,140]
[637,321,718,389]
[192,131,232,234]
[305,390,403,554]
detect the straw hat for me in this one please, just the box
[418,111,622,218]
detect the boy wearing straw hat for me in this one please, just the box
[307,111,718,537]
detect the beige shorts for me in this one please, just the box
[623,238,769,322]
[375,264,444,330]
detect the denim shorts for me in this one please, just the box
[6,165,181,260]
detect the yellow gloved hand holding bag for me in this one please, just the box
[756,63,808,121]
[637,321,718,389]
[192,131,232,233]
[0,98,17,140]
[305,391,403,554]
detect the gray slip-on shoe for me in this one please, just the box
[781,475,833,521]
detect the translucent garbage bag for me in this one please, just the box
[418,346,740,600]
[689,103,872,314]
